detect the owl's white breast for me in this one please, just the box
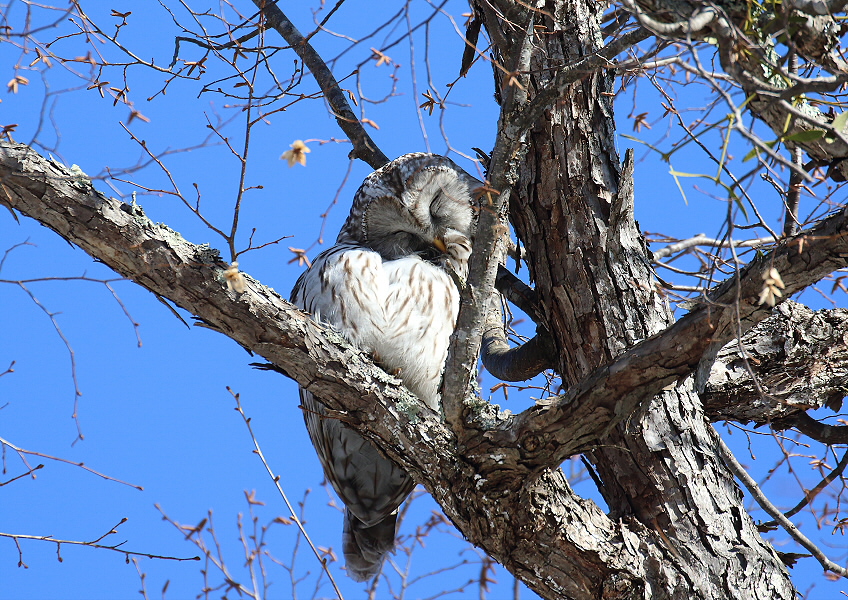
[292,245,459,410]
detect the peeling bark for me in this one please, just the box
[704,301,848,423]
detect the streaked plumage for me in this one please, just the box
[291,153,479,581]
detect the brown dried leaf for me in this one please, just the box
[281,140,311,167]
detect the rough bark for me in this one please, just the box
[481,0,795,597]
[4,134,829,598]
[0,141,687,600]
[704,300,848,423]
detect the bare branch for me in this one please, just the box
[652,235,776,260]
[494,266,543,322]
[759,448,848,529]
[0,523,200,564]
[715,435,848,578]
[228,388,344,599]
[492,207,848,470]
[622,2,718,36]
[481,293,555,382]
[0,436,143,490]
[703,301,848,424]
[251,0,389,168]
[441,9,535,431]
[774,412,848,445]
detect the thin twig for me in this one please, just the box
[652,235,776,260]
[0,436,143,490]
[228,388,345,600]
[760,448,848,529]
[716,434,848,578]
[0,526,199,564]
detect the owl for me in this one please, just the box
[291,153,480,581]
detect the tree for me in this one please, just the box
[3,0,848,598]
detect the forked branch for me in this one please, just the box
[4,139,848,477]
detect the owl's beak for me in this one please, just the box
[432,237,447,253]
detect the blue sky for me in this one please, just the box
[1,1,846,598]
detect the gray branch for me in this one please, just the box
[774,411,848,445]
[489,205,848,471]
[481,291,555,382]
[703,300,848,423]
[495,265,543,322]
[481,266,555,382]
[716,434,848,578]
[628,0,848,177]
[251,0,389,169]
[623,1,718,36]
[440,9,535,432]
[652,235,776,260]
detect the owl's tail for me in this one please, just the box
[342,508,398,582]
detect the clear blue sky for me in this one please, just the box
[1,1,845,598]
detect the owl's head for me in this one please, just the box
[338,153,481,261]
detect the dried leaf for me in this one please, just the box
[419,90,437,116]
[281,140,311,167]
[223,261,247,294]
[244,490,265,506]
[287,247,311,267]
[632,111,651,132]
[6,75,28,94]
[127,109,150,125]
[370,47,392,67]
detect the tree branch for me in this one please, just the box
[252,0,389,168]
[774,411,848,445]
[0,526,200,565]
[481,290,555,382]
[494,265,544,322]
[703,300,848,424]
[628,0,848,180]
[786,0,848,15]
[490,207,848,471]
[512,27,652,134]
[0,140,686,600]
[651,235,776,260]
[440,9,535,432]
[715,435,848,578]
[758,448,848,530]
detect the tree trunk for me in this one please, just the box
[482,0,795,597]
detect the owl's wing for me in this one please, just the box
[300,385,415,525]
[301,385,415,581]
